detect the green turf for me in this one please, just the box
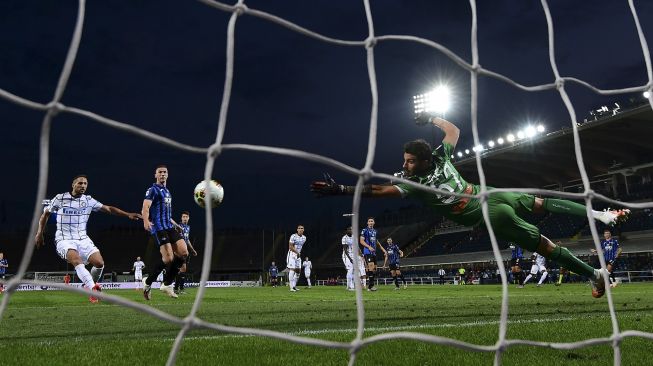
[1,283,652,365]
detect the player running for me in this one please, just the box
[523,252,548,287]
[591,228,622,288]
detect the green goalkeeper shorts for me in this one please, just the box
[484,192,540,251]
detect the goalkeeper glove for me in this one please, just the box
[414,112,434,126]
[310,173,345,196]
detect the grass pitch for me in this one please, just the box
[1,283,652,365]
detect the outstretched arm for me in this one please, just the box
[311,180,402,198]
[101,205,141,220]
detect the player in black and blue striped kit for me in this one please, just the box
[383,238,407,290]
[174,211,198,295]
[359,217,387,291]
[0,252,7,293]
[509,243,525,287]
[592,229,622,288]
[141,165,189,300]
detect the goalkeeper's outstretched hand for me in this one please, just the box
[414,112,434,126]
[310,173,345,196]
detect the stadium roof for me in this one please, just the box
[454,105,653,189]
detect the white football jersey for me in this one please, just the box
[534,252,546,267]
[133,261,145,272]
[341,234,354,255]
[303,260,312,271]
[289,234,306,253]
[48,192,103,243]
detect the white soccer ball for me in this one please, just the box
[193,180,224,208]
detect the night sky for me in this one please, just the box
[1,0,652,233]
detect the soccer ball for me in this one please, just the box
[193,180,224,208]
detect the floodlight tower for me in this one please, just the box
[413,85,454,157]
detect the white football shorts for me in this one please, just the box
[286,251,301,269]
[56,238,99,265]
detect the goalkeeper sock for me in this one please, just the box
[542,198,588,217]
[550,246,594,277]
[75,264,95,289]
[90,266,104,283]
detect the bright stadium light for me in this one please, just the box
[497,137,504,145]
[537,124,545,133]
[465,149,470,155]
[457,151,463,157]
[413,85,451,115]
[517,131,525,139]
[644,91,651,99]
[507,134,515,142]
[488,140,495,148]
[525,126,536,138]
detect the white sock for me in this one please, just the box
[346,270,353,288]
[90,266,104,283]
[538,272,548,285]
[362,278,367,287]
[523,274,533,284]
[307,278,312,287]
[75,264,95,289]
[290,271,296,288]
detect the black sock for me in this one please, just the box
[393,276,399,287]
[146,261,166,286]
[519,271,525,285]
[400,274,406,284]
[178,273,185,290]
[610,271,616,283]
[164,256,186,286]
[368,273,375,289]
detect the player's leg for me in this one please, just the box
[398,268,407,289]
[156,243,178,298]
[533,197,629,225]
[305,271,312,287]
[59,242,98,303]
[523,265,536,285]
[165,236,189,286]
[175,262,187,294]
[537,268,548,286]
[607,262,617,287]
[87,251,105,284]
[391,268,399,289]
[343,253,354,290]
[366,258,377,291]
[490,197,608,297]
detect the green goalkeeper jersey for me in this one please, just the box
[394,142,484,226]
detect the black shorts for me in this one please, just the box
[152,228,183,247]
[389,263,399,271]
[607,259,616,267]
[364,254,376,264]
[510,258,522,267]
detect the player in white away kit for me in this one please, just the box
[303,257,313,288]
[524,252,548,287]
[341,226,366,290]
[133,256,145,289]
[287,225,306,292]
[35,175,141,303]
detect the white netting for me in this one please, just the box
[1,0,653,365]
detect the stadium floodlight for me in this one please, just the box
[506,133,515,142]
[413,85,451,115]
[525,126,536,138]
[516,131,525,139]
[488,140,495,148]
[644,91,651,99]
[457,151,463,157]
[537,124,545,133]
[465,149,470,155]
[497,137,504,145]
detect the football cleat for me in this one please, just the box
[596,209,631,226]
[159,283,178,298]
[590,268,609,298]
[89,283,101,303]
[142,278,151,301]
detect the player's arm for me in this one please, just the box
[35,209,51,248]
[186,240,198,256]
[359,236,374,252]
[141,199,152,232]
[100,205,141,220]
[415,114,460,148]
[377,242,387,256]
[311,179,401,198]
[616,246,622,258]
[399,249,404,258]
[288,241,300,256]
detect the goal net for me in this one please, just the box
[1,1,652,365]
